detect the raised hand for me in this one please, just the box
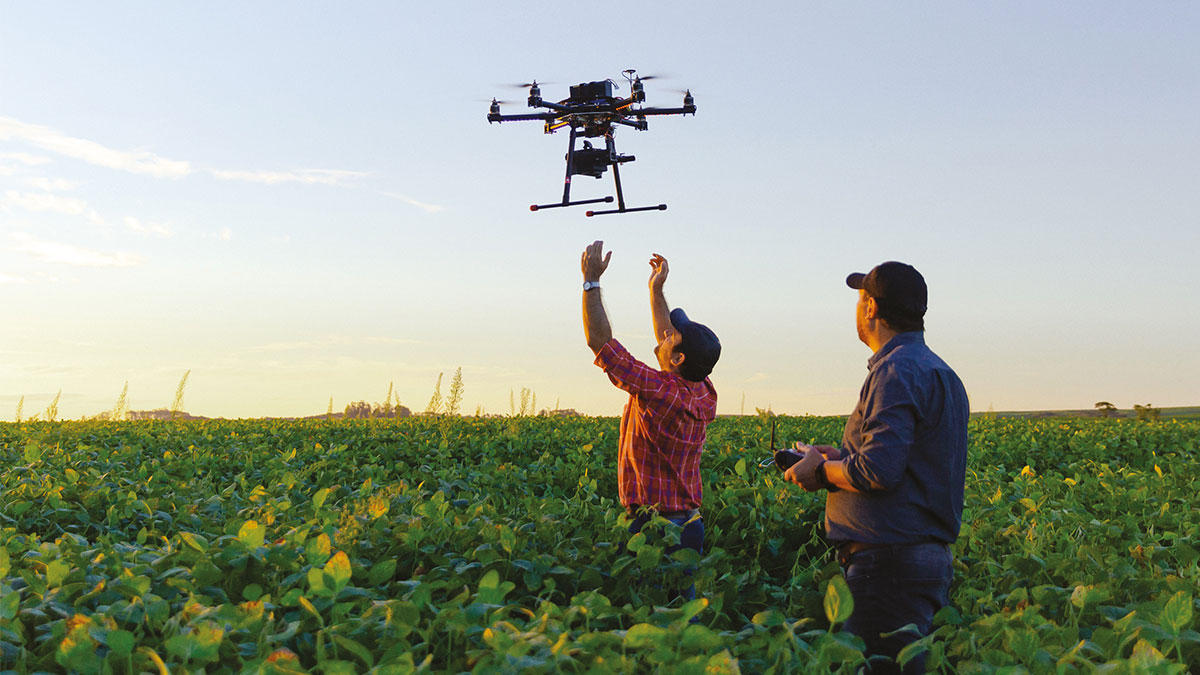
[648,253,669,291]
[582,240,612,282]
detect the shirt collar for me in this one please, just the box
[867,331,925,370]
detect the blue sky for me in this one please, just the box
[2,3,1198,419]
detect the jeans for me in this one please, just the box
[840,542,953,674]
[627,511,704,602]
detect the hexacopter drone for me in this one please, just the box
[487,69,695,216]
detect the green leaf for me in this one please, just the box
[626,532,647,553]
[179,532,208,553]
[243,583,263,601]
[499,525,517,554]
[679,597,708,625]
[298,595,325,627]
[1162,591,1193,634]
[57,627,100,674]
[331,634,375,668]
[735,457,747,477]
[107,629,135,657]
[704,649,741,674]
[306,533,332,565]
[307,567,329,596]
[0,547,9,578]
[325,551,351,593]
[476,569,515,605]
[680,623,724,650]
[824,575,854,625]
[46,559,69,587]
[1,589,21,621]
[368,559,397,586]
[624,623,670,648]
[752,609,786,627]
[313,487,331,509]
[238,520,266,549]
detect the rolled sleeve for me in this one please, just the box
[594,339,666,398]
[843,364,917,491]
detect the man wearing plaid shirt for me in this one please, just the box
[581,240,720,600]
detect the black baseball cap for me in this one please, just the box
[846,261,928,323]
[670,308,721,382]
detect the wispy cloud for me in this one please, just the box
[380,191,445,214]
[10,233,142,268]
[2,190,106,228]
[124,216,172,237]
[3,190,88,215]
[0,151,51,166]
[2,116,379,197]
[0,273,28,284]
[210,168,368,186]
[0,117,191,178]
[25,177,78,191]
[217,227,232,241]
[745,372,771,383]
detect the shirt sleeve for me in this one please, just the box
[594,339,667,398]
[842,362,918,491]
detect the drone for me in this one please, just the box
[487,69,695,216]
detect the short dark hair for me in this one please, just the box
[874,300,925,332]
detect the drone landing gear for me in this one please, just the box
[531,128,666,216]
[586,161,666,217]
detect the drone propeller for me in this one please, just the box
[500,81,555,89]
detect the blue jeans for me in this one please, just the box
[840,542,953,674]
[627,511,704,602]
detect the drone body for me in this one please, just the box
[487,70,695,216]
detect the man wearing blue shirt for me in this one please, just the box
[785,261,969,674]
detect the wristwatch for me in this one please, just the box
[583,281,601,291]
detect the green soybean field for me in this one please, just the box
[1,416,1198,673]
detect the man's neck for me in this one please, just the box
[867,326,900,354]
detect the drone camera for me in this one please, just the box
[569,144,612,178]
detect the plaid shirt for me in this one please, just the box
[594,339,717,511]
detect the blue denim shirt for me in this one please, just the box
[826,331,969,545]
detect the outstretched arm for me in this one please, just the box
[582,240,613,354]
[648,253,671,342]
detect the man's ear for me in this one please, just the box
[863,295,879,320]
[671,351,686,368]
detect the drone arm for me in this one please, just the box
[635,106,697,117]
[488,112,561,123]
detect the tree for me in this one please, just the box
[1133,404,1160,422]
[1095,401,1117,418]
[343,401,373,419]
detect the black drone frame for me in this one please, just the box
[487,74,695,216]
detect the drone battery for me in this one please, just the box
[569,80,614,101]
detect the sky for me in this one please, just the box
[2,3,1198,420]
